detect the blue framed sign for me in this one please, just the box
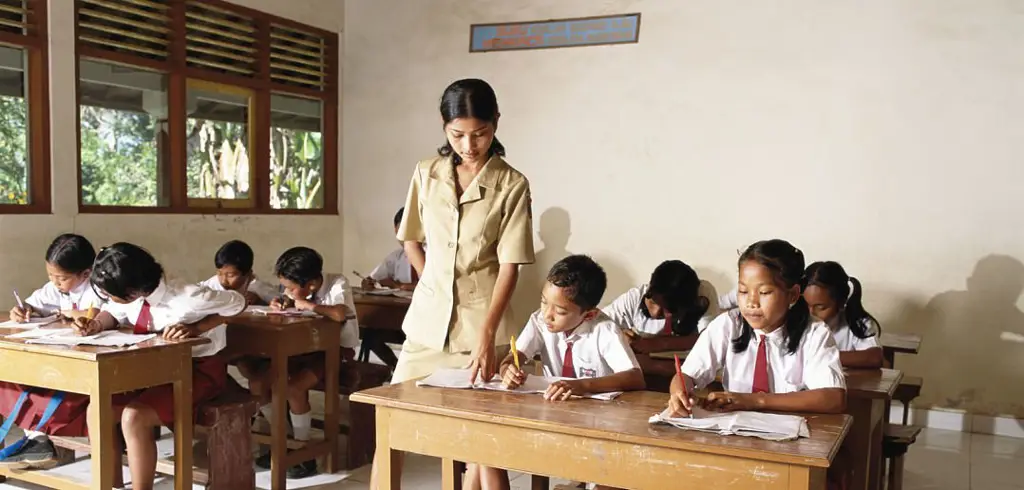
[470,13,641,53]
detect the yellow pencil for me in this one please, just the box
[511,335,520,369]
[86,303,95,321]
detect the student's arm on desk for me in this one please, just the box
[570,368,645,395]
[840,347,884,369]
[704,388,847,414]
[307,303,349,323]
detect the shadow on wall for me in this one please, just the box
[898,254,1024,421]
[511,207,572,326]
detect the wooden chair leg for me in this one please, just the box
[888,455,905,490]
[206,406,255,490]
[347,399,376,470]
[901,403,910,425]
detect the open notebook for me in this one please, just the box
[245,306,320,318]
[416,368,622,401]
[649,407,809,441]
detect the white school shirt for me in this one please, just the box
[601,282,720,337]
[309,273,360,349]
[718,287,739,311]
[514,310,640,379]
[682,310,846,394]
[199,275,279,304]
[101,278,246,358]
[369,248,415,284]
[25,280,105,316]
[829,316,881,352]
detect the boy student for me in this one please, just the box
[470,255,644,489]
[239,246,359,478]
[363,207,419,291]
[200,240,278,305]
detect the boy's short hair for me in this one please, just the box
[393,207,404,228]
[91,242,164,299]
[545,254,607,310]
[215,240,254,273]
[275,247,323,285]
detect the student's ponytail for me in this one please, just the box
[844,276,881,339]
[731,239,809,355]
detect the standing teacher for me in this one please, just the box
[371,78,535,490]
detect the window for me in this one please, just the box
[76,0,337,214]
[0,0,49,213]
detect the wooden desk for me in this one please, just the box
[223,315,341,490]
[0,328,203,490]
[353,384,852,490]
[879,333,921,368]
[844,368,903,490]
[353,292,410,368]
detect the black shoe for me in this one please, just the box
[254,451,272,470]
[0,437,59,470]
[286,459,318,479]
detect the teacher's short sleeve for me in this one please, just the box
[496,178,535,265]
[397,165,426,242]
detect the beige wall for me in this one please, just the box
[0,1,345,301]
[343,0,1024,417]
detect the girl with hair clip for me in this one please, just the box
[803,261,884,368]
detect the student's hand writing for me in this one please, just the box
[9,305,31,323]
[72,317,103,337]
[243,291,264,306]
[704,391,759,412]
[269,297,287,311]
[361,277,376,290]
[163,323,200,340]
[293,297,316,311]
[501,364,528,389]
[668,376,696,417]
[398,283,416,292]
[544,380,582,401]
[467,341,497,384]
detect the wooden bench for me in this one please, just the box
[892,376,923,425]
[310,359,392,469]
[883,425,921,490]
[52,380,260,490]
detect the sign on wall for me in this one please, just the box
[470,13,641,53]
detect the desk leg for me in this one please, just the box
[530,475,549,490]
[324,342,341,473]
[271,353,289,490]
[173,355,194,490]
[845,397,880,490]
[867,399,885,490]
[88,383,114,490]
[441,458,463,490]
[788,466,827,490]
[375,408,400,490]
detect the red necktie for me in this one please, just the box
[72,302,78,310]
[561,341,576,378]
[658,312,673,336]
[752,335,770,393]
[134,300,152,335]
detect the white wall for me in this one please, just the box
[342,0,1024,417]
[0,1,345,300]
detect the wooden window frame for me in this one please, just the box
[75,0,338,215]
[0,0,51,214]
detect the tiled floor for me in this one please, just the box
[0,428,1020,489]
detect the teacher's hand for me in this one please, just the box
[467,339,497,384]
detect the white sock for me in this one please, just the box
[23,430,47,441]
[290,411,312,441]
[259,404,273,421]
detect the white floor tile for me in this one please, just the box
[972,433,1024,460]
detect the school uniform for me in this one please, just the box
[199,274,279,304]
[515,310,640,379]
[602,282,720,337]
[391,155,534,384]
[683,310,845,393]
[103,278,246,425]
[24,280,104,316]
[369,248,417,284]
[829,316,880,352]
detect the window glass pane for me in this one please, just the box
[79,59,168,207]
[0,45,29,205]
[187,84,251,202]
[270,93,323,210]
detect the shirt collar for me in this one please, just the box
[145,278,170,305]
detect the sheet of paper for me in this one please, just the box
[244,306,319,317]
[7,327,75,339]
[416,368,622,400]
[649,408,809,441]
[0,315,61,329]
[27,331,157,347]
[363,288,401,296]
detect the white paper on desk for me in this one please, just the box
[649,408,809,441]
[0,315,60,329]
[7,327,75,339]
[363,288,401,296]
[27,331,157,347]
[245,306,319,317]
[416,368,623,400]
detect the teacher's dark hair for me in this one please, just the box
[437,78,505,164]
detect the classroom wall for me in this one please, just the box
[342,0,1024,418]
[0,1,345,300]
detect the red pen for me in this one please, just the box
[675,354,692,418]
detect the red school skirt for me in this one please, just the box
[0,382,90,437]
[124,355,227,427]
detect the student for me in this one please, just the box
[75,243,245,490]
[668,239,846,417]
[0,234,101,469]
[603,260,719,375]
[363,207,419,291]
[9,233,102,322]
[475,255,643,490]
[199,239,278,305]
[241,246,359,478]
[803,261,883,368]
